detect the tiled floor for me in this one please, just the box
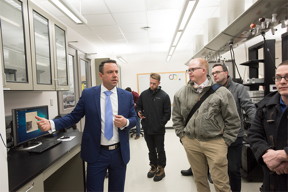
[105,129,262,192]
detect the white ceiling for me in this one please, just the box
[30,0,240,65]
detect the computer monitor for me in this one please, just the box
[12,105,49,149]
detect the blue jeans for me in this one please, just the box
[228,137,243,192]
[135,117,141,136]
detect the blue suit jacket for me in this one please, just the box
[54,86,137,164]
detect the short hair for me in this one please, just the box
[277,60,288,68]
[150,73,161,81]
[125,87,132,92]
[189,58,209,73]
[99,59,117,73]
[212,63,228,72]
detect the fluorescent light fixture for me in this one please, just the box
[166,0,198,62]
[117,56,127,64]
[49,0,87,24]
[169,46,176,56]
[179,0,196,30]
[172,31,183,46]
[166,55,172,62]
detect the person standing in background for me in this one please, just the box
[36,59,137,192]
[248,60,288,191]
[136,73,171,182]
[125,87,141,139]
[173,58,240,192]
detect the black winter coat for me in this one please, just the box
[248,91,288,191]
[136,87,171,135]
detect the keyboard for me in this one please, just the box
[28,140,62,153]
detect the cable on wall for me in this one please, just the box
[0,133,7,148]
[229,42,243,83]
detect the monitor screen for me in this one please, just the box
[12,105,49,147]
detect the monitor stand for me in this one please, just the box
[17,141,42,151]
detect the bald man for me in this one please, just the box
[172,58,240,192]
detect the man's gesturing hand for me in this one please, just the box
[35,116,51,131]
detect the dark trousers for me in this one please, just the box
[228,137,243,192]
[135,117,141,136]
[87,148,126,192]
[144,133,166,167]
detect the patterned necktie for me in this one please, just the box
[104,91,113,140]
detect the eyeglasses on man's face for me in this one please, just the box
[211,71,224,76]
[186,67,202,73]
[273,75,288,82]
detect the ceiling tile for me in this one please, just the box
[105,0,146,12]
[118,23,148,33]
[90,25,122,35]
[113,12,147,24]
[147,0,185,10]
[85,14,116,26]
[81,0,110,14]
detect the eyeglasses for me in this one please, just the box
[273,75,288,82]
[211,71,224,76]
[186,67,202,73]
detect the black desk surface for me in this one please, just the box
[8,129,82,192]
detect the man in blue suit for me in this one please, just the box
[36,59,137,192]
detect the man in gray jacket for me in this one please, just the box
[212,63,256,192]
[173,58,240,192]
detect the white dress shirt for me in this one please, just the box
[100,85,120,145]
[194,78,209,93]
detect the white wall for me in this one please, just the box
[4,91,58,118]
[119,52,188,92]
[0,50,9,192]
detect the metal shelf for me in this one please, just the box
[186,0,288,63]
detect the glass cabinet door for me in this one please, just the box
[80,59,88,91]
[0,0,33,90]
[29,4,55,90]
[58,50,79,115]
[32,11,52,85]
[54,24,69,90]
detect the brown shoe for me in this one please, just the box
[135,135,140,140]
[153,166,165,182]
[147,165,157,178]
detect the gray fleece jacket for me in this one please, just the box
[225,77,256,138]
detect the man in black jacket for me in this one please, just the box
[248,60,288,191]
[136,73,171,182]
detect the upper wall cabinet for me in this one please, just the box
[0,0,33,90]
[0,0,69,90]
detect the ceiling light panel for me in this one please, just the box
[49,0,87,24]
[178,0,196,30]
